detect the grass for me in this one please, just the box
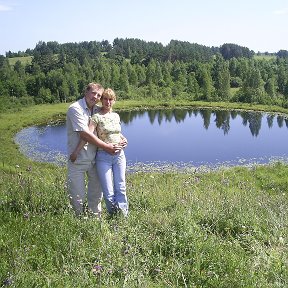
[0,101,288,287]
[8,56,33,66]
[254,55,277,61]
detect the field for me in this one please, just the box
[253,54,277,61]
[8,56,33,66]
[0,101,287,287]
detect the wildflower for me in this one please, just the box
[92,265,102,275]
[154,267,161,274]
[279,236,284,244]
[123,245,131,255]
[2,273,13,286]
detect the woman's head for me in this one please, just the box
[101,88,116,111]
[102,88,116,101]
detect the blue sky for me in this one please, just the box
[0,0,287,56]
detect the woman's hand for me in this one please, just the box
[120,136,128,149]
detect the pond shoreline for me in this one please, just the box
[1,100,288,171]
[13,105,288,173]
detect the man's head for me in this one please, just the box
[84,83,104,109]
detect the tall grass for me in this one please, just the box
[1,165,287,287]
[0,102,287,287]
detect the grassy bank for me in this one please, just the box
[0,101,287,287]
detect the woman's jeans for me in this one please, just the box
[96,149,128,216]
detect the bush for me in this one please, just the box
[0,95,34,112]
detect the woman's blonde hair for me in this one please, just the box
[102,88,116,100]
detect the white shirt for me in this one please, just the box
[66,98,100,163]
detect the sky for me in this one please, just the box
[0,0,288,56]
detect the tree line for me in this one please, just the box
[1,38,288,111]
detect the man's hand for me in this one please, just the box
[69,152,77,162]
[79,130,125,154]
[103,143,122,155]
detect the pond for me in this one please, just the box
[14,108,288,172]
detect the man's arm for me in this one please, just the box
[70,139,87,162]
[79,129,121,154]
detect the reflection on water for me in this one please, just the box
[121,109,288,136]
[14,108,288,172]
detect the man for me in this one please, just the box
[66,82,121,216]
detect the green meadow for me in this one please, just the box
[8,56,33,66]
[253,55,277,61]
[0,101,287,287]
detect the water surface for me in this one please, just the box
[15,108,288,172]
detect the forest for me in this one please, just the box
[1,38,288,112]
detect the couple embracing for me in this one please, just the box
[66,83,128,218]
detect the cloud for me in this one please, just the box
[273,8,288,15]
[0,4,12,11]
